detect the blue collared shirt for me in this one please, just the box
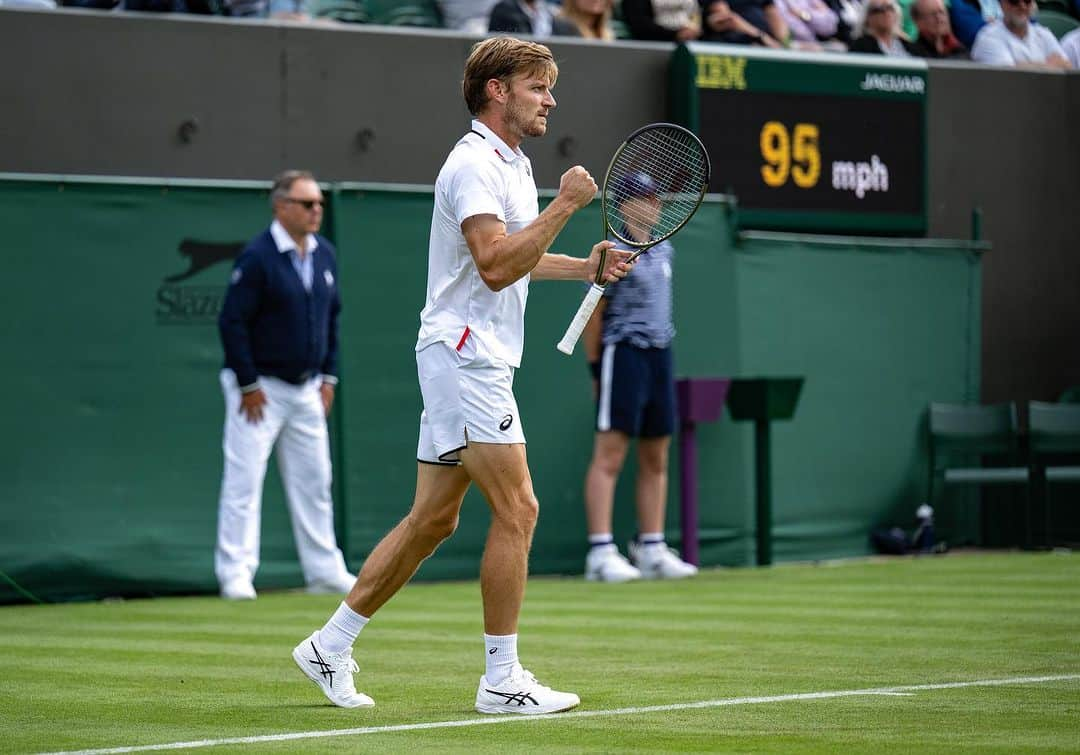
[270,219,316,291]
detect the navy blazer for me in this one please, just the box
[219,228,341,389]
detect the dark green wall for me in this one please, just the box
[0,177,980,603]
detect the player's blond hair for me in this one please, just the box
[462,36,559,116]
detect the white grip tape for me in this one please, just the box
[556,284,605,355]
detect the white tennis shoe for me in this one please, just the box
[629,541,699,580]
[475,664,580,715]
[292,632,374,708]
[305,572,356,595]
[584,544,642,582]
[220,577,256,601]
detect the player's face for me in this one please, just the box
[504,73,556,139]
[275,178,324,237]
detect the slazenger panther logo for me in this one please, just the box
[499,415,514,431]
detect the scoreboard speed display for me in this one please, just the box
[670,44,928,234]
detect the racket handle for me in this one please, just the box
[557,284,605,355]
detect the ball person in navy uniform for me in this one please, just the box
[582,172,699,583]
[215,170,355,600]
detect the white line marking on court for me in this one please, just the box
[39,673,1080,755]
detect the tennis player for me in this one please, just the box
[293,36,633,714]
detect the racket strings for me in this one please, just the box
[604,126,709,245]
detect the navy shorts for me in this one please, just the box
[595,343,675,438]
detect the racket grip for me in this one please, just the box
[557,284,605,355]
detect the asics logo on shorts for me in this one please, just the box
[499,415,514,431]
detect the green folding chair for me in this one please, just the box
[928,402,1031,545]
[1028,401,1080,546]
[1035,8,1080,39]
[364,0,443,26]
[310,0,368,23]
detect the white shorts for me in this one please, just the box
[415,338,525,464]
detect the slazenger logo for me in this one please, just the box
[157,239,244,325]
[499,415,514,431]
[859,73,925,94]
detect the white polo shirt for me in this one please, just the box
[416,119,539,368]
[971,19,1066,66]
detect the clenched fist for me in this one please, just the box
[558,166,598,210]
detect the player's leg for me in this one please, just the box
[464,440,581,715]
[276,377,352,593]
[292,460,470,709]
[292,341,474,709]
[347,461,469,617]
[628,348,696,579]
[461,441,536,636]
[584,342,643,582]
[215,369,285,599]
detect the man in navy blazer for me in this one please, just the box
[215,170,354,600]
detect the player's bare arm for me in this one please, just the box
[532,243,634,283]
[461,165,596,291]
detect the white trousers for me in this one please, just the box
[215,369,349,587]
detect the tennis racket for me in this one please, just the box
[556,123,711,355]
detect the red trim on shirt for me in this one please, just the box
[455,326,471,351]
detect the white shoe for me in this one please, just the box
[475,663,580,715]
[292,631,374,708]
[306,573,355,595]
[629,541,699,580]
[220,577,256,600]
[584,544,641,583]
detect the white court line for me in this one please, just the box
[40,674,1080,755]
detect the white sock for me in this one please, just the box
[318,601,369,654]
[484,633,518,685]
[638,532,665,549]
[588,533,614,549]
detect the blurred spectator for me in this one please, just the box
[773,0,842,47]
[1062,26,1080,67]
[220,0,311,17]
[723,0,793,45]
[265,0,310,20]
[909,0,968,56]
[950,0,1001,48]
[623,0,702,41]
[971,0,1071,67]
[221,0,265,14]
[702,0,785,44]
[439,0,500,32]
[557,0,616,38]
[489,0,578,35]
[824,0,862,44]
[849,0,920,53]
[122,0,191,11]
[895,0,917,38]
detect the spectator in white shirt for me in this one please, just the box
[1060,26,1080,68]
[971,0,1071,68]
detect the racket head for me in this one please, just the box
[601,123,711,250]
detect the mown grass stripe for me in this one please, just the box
[40,674,1080,755]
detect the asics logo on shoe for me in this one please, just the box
[485,689,538,706]
[307,642,335,686]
